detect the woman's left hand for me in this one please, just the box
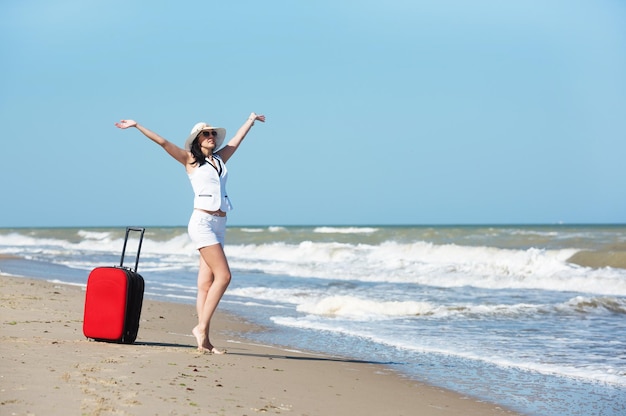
[249,113,266,123]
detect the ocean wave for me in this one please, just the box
[3,229,626,295]
[296,296,436,318]
[563,296,626,314]
[313,227,379,234]
[77,230,114,241]
[227,287,626,320]
[227,241,626,295]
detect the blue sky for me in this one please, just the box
[1,0,625,227]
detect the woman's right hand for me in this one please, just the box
[115,119,137,129]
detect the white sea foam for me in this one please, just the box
[77,230,113,241]
[296,296,436,318]
[228,287,311,305]
[227,241,625,296]
[561,295,626,314]
[229,287,626,319]
[3,230,625,295]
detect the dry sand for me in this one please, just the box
[1,274,520,415]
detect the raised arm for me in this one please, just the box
[217,113,265,163]
[115,119,190,166]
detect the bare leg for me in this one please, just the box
[195,255,212,327]
[193,255,213,350]
[192,243,231,353]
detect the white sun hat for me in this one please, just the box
[184,122,226,151]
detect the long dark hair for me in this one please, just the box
[189,137,210,167]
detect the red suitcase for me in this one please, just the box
[83,227,145,343]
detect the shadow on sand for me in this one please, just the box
[135,340,401,366]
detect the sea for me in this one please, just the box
[1,224,625,415]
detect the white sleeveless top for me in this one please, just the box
[187,155,232,212]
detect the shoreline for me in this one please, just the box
[1,274,520,415]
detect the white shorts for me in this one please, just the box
[187,210,227,249]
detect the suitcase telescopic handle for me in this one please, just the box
[120,227,145,272]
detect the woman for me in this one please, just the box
[115,112,265,353]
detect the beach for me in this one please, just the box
[1,274,518,415]
[1,225,625,415]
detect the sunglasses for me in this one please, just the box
[201,130,217,138]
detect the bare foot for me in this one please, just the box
[197,343,227,355]
[192,326,208,351]
[207,346,226,355]
[192,326,226,354]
